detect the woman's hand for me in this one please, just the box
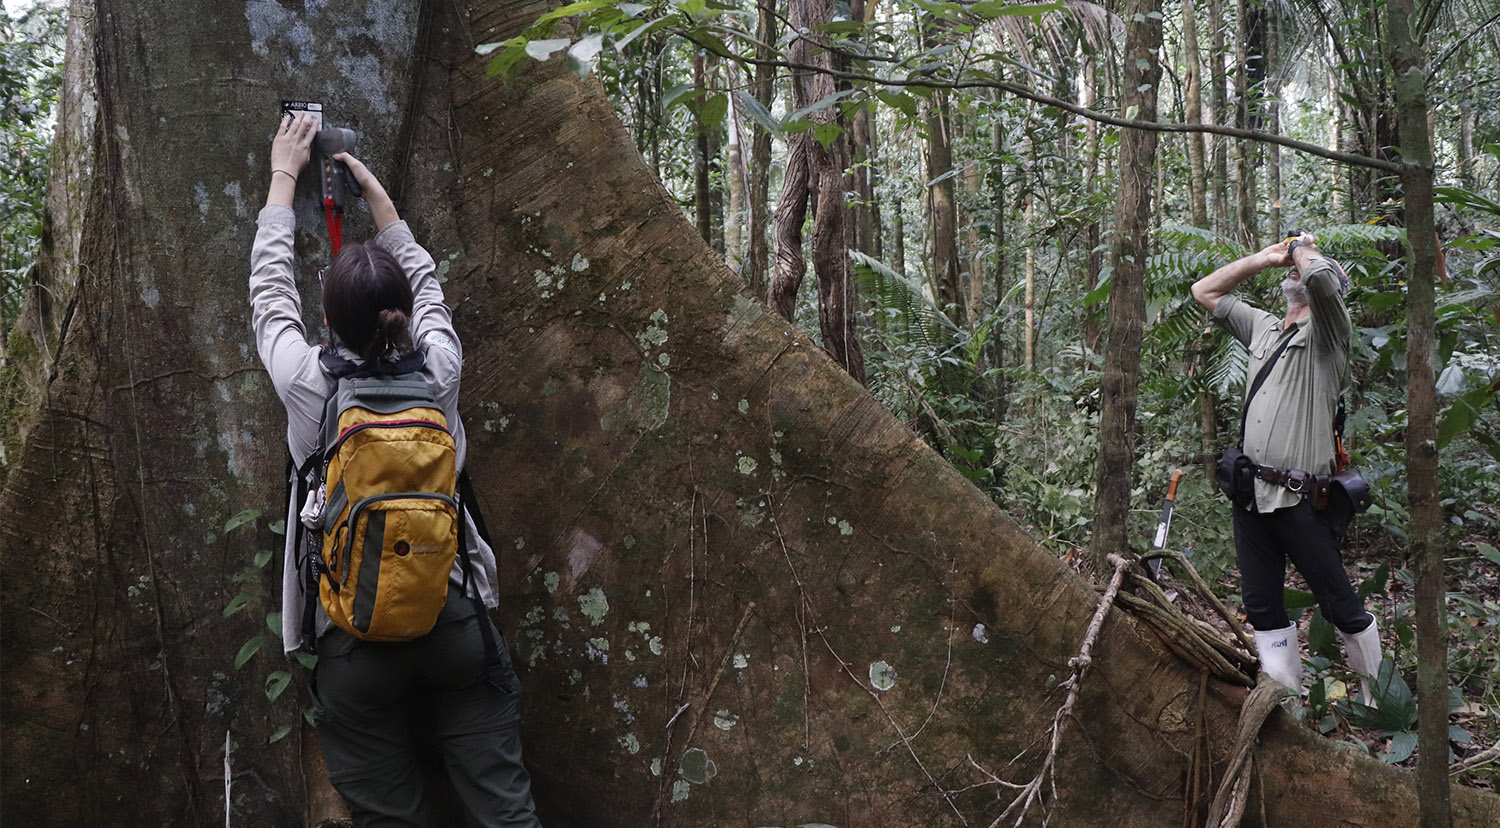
[265,112,317,208]
[333,152,399,230]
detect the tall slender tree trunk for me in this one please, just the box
[847,0,879,259]
[1390,3,1448,824]
[1266,14,1281,236]
[745,0,776,301]
[891,194,906,276]
[1083,56,1103,354]
[926,89,963,320]
[989,87,1008,422]
[1089,0,1162,569]
[1209,0,1229,236]
[1232,0,1256,247]
[1024,193,1035,370]
[1182,0,1209,230]
[694,52,713,247]
[725,81,745,267]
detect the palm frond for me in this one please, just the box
[851,250,959,350]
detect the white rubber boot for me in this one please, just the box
[1253,623,1304,694]
[1339,613,1383,708]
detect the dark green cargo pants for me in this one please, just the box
[312,586,540,827]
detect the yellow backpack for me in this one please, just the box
[302,349,458,642]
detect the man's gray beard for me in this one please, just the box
[1282,276,1308,306]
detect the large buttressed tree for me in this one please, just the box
[2,1,1498,825]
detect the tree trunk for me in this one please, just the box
[925,89,962,320]
[1232,0,1256,247]
[849,103,880,258]
[1266,15,1281,236]
[768,0,862,380]
[694,52,714,248]
[1389,3,1449,824]
[1209,0,1229,235]
[771,130,811,320]
[744,0,776,302]
[1089,0,1162,569]
[4,1,1499,827]
[989,87,1008,423]
[1024,194,1036,370]
[891,194,906,276]
[1082,56,1103,354]
[1182,0,1210,230]
[725,77,745,268]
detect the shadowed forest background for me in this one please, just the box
[1,0,1497,825]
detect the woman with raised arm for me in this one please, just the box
[249,110,540,827]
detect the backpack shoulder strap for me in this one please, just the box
[455,470,510,693]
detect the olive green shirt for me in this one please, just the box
[1213,256,1351,512]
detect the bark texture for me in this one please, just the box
[1089,0,1162,567]
[1389,2,1449,823]
[3,1,1498,827]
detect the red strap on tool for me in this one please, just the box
[324,197,343,256]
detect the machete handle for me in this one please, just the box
[1166,469,1184,501]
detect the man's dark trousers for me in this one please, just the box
[1234,498,1371,634]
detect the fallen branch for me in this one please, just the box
[1451,741,1500,775]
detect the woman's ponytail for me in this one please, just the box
[364,308,414,363]
[322,242,415,363]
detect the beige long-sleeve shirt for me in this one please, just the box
[1213,255,1351,513]
[250,204,497,652]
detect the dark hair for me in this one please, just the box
[322,242,414,363]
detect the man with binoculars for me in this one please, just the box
[1191,232,1384,704]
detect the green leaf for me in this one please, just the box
[734,91,779,135]
[781,88,857,128]
[1379,731,1418,764]
[265,670,292,703]
[811,121,843,149]
[699,93,728,132]
[1307,613,1338,659]
[535,0,618,26]
[569,32,606,65]
[293,652,319,670]
[662,82,696,110]
[1283,587,1317,610]
[1357,563,1389,600]
[266,611,282,635]
[876,90,918,121]
[268,724,294,745]
[234,635,267,670]
[614,16,672,52]
[525,38,572,61]
[1438,380,1498,448]
[675,0,706,16]
[254,549,274,568]
[224,508,262,534]
[222,592,253,619]
[1477,543,1500,566]
[970,0,1061,18]
[485,37,531,78]
[268,520,286,536]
